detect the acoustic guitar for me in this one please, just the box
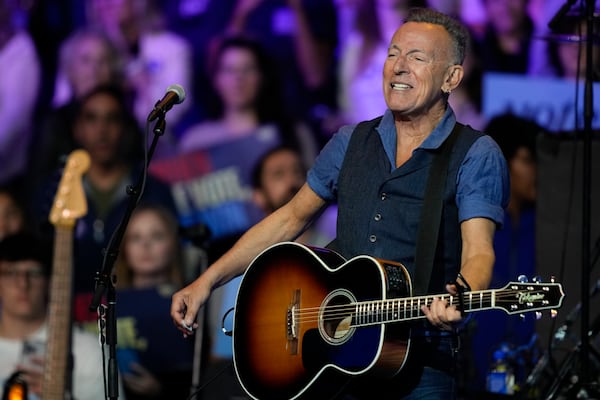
[42,150,90,399]
[232,241,565,400]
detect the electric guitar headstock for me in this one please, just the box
[49,149,90,228]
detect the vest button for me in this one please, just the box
[369,235,377,242]
[374,213,382,221]
[380,193,387,200]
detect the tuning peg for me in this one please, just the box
[551,309,558,318]
[532,276,543,283]
[535,311,542,320]
[550,275,556,283]
[519,313,526,321]
[517,275,528,283]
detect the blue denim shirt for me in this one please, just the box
[307,107,509,226]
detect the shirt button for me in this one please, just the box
[374,213,382,221]
[381,193,387,200]
[369,235,377,242]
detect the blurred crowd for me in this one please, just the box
[0,0,598,399]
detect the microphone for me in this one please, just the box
[147,84,186,122]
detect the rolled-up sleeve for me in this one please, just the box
[307,124,355,201]
[456,135,510,227]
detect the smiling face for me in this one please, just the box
[383,21,463,121]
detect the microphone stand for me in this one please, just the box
[88,112,168,400]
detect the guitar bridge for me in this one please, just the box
[286,289,300,354]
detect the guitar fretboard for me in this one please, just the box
[42,226,74,399]
[351,285,555,327]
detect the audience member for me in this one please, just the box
[0,232,105,399]
[0,0,41,188]
[222,0,339,135]
[114,205,194,400]
[32,84,176,323]
[85,0,194,156]
[473,0,536,74]
[0,188,28,240]
[52,29,124,108]
[251,145,336,246]
[547,14,600,81]
[467,113,545,393]
[179,36,318,166]
[31,28,124,183]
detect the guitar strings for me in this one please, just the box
[284,289,553,325]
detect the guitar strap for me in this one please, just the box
[413,122,463,295]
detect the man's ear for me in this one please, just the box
[445,65,464,92]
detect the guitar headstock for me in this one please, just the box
[495,280,565,315]
[49,150,91,228]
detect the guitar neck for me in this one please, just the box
[42,226,74,399]
[351,285,550,327]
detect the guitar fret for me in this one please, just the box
[480,291,483,308]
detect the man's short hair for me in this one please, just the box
[405,7,469,65]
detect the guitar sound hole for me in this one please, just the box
[319,289,356,345]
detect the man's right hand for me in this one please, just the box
[170,277,211,337]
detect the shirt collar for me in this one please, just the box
[375,107,457,169]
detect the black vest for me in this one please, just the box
[336,117,482,293]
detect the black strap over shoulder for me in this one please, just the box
[413,123,463,295]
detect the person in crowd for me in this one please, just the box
[0,232,105,399]
[0,0,41,189]
[179,35,318,162]
[473,0,536,74]
[172,7,509,399]
[32,84,176,323]
[251,145,336,246]
[85,0,194,156]
[31,28,124,183]
[114,205,194,399]
[546,14,600,81]
[0,187,28,241]
[468,113,545,393]
[222,0,338,138]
